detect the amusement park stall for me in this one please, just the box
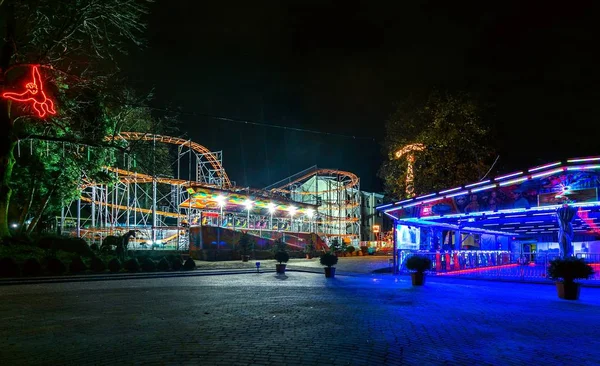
[377,158,600,279]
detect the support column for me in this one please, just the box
[392,223,398,275]
[455,230,461,251]
[152,178,157,243]
[76,198,81,238]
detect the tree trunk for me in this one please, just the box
[16,180,36,234]
[0,1,16,239]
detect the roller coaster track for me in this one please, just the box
[107,132,232,189]
[270,168,359,195]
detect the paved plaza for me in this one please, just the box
[2,262,600,366]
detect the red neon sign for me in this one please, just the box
[1,66,56,118]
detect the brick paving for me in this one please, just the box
[2,266,600,365]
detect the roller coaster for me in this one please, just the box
[60,133,361,250]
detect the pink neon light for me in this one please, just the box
[1,66,56,118]
[437,263,519,275]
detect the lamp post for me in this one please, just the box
[288,206,297,232]
[215,195,227,226]
[306,208,315,233]
[268,203,276,231]
[244,199,254,228]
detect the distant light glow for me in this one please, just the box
[215,195,227,207]
[305,208,315,218]
[243,199,254,210]
[287,206,297,216]
[267,202,277,213]
[10,223,18,228]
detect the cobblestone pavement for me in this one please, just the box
[2,270,600,365]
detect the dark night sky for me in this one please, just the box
[123,1,600,193]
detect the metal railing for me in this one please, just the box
[398,250,600,281]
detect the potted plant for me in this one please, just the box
[320,252,338,278]
[547,256,594,300]
[238,233,254,262]
[274,251,290,274]
[405,255,432,286]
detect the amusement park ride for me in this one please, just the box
[2,65,362,251]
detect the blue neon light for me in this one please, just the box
[529,162,561,172]
[499,176,528,186]
[494,171,523,181]
[567,157,600,163]
[471,183,498,193]
[445,190,469,198]
[439,187,462,194]
[465,180,491,188]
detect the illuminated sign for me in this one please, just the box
[372,225,380,233]
[1,66,56,118]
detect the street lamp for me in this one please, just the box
[306,208,315,233]
[288,206,297,231]
[244,199,254,227]
[267,202,276,230]
[215,195,227,226]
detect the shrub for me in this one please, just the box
[90,243,100,252]
[0,257,20,277]
[171,257,183,271]
[320,253,338,268]
[23,258,42,276]
[157,257,171,271]
[548,257,594,283]
[273,238,286,253]
[405,255,432,273]
[108,258,121,273]
[140,257,156,272]
[238,233,255,255]
[346,246,356,254]
[90,256,106,272]
[38,236,93,257]
[183,258,196,271]
[123,258,140,272]
[69,256,87,274]
[274,251,290,264]
[45,257,66,275]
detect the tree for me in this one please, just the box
[379,90,496,199]
[0,0,151,238]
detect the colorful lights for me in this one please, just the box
[439,187,462,194]
[567,165,600,171]
[495,171,523,181]
[530,167,565,179]
[471,184,497,193]
[394,143,426,197]
[498,176,528,186]
[529,162,561,172]
[445,190,469,198]
[567,157,600,163]
[1,66,57,118]
[465,180,491,188]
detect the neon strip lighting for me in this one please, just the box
[505,214,526,218]
[567,157,600,163]
[495,171,523,181]
[439,187,462,194]
[531,168,565,179]
[471,184,497,193]
[465,180,491,188]
[437,264,519,276]
[417,193,437,199]
[483,224,496,226]
[421,197,441,204]
[567,165,600,171]
[445,190,469,198]
[395,198,414,205]
[1,66,57,118]
[528,221,544,224]
[377,203,394,210]
[529,162,562,172]
[499,177,528,186]
[384,212,398,220]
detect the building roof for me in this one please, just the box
[376,157,600,238]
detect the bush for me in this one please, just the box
[90,243,100,252]
[45,257,66,275]
[123,258,140,272]
[108,258,121,273]
[90,256,106,272]
[69,256,87,274]
[274,251,290,264]
[140,257,156,272]
[23,258,42,276]
[157,257,171,271]
[405,255,432,273]
[548,257,594,283]
[320,252,338,268]
[346,246,356,254]
[171,257,183,271]
[0,257,20,277]
[183,258,196,271]
[38,236,93,257]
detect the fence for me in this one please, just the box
[398,250,600,282]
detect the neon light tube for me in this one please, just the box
[567,157,600,163]
[445,190,469,198]
[377,203,394,210]
[439,187,462,194]
[567,165,600,171]
[531,168,565,179]
[417,193,437,199]
[471,184,497,193]
[421,197,441,204]
[529,162,562,172]
[465,180,491,188]
[499,177,528,186]
[395,198,414,204]
[495,171,523,181]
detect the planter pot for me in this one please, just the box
[556,281,580,300]
[324,267,336,278]
[276,263,287,274]
[411,272,425,286]
[242,255,250,262]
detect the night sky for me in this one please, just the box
[123,1,599,193]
